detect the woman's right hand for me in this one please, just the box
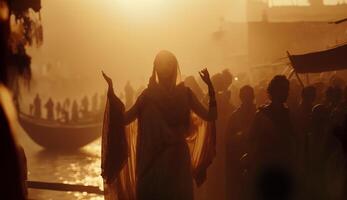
[102,71,113,89]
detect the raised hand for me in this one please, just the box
[102,71,113,89]
[199,68,212,86]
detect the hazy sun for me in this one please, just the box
[107,0,169,19]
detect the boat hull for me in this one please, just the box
[19,114,102,149]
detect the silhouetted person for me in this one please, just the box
[225,85,256,200]
[295,86,316,128]
[81,96,89,117]
[63,97,71,111]
[249,75,297,200]
[102,50,217,200]
[307,105,345,200]
[124,81,134,110]
[71,100,79,122]
[92,92,98,113]
[44,97,54,120]
[293,86,316,167]
[33,93,42,118]
[61,109,70,123]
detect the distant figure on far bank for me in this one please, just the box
[63,98,71,111]
[81,96,89,118]
[71,100,79,122]
[45,97,54,120]
[33,93,42,118]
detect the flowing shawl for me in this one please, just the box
[101,84,216,200]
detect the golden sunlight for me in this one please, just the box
[106,0,171,19]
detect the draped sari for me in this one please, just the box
[102,82,216,200]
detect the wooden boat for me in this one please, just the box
[19,113,102,149]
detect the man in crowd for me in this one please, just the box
[226,85,256,200]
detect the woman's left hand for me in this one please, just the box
[199,68,212,86]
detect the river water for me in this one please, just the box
[18,127,104,200]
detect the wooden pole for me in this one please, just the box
[27,181,104,195]
[295,72,304,88]
[288,69,295,79]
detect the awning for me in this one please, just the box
[288,44,347,73]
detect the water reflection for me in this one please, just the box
[27,139,103,200]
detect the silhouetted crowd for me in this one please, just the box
[185,70,347,200]
[28,92,106,123]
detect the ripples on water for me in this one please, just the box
[20,128,104,200]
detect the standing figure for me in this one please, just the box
[101,50,217,200]
[62,97,71,121]
[63,98,71,111]
[44,97,54,120]
[292,86,316,171]
[124,81,135,110]
[307,105,345,200]
[71,100,79,122]
[33,93,42,118]
[81,96,89,118]
[293,86,316,133]
[249,75,297,199]
[225,85,256,200]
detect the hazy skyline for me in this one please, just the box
[27,0,346,94]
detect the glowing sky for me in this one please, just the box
[27,0,346,94]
